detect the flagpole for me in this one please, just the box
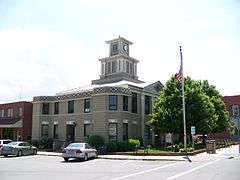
[180,46,187,150]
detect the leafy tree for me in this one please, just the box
[150,76,231,139]
[200,80,233,132]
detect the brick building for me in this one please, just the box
[222,95,240,134]
[0,101,33,141]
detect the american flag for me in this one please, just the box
[175,46,183,82]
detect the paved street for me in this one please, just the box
[0,146,240,180]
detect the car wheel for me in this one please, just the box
[84,153,88,161]
[64,158,69,162]
[33,149,37,155]
[17,150,22,157]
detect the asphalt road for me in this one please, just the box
[0,153,239,180]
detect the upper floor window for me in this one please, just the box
[232,105,239,116]
[126,61,129,73]
[145,95,151,115]
[68,100,74,114]
[0,109,4,117]
[130,63,133,75]
[84,98,91,113]
[7,108,13,117]
[54,102,59,114]
[111,43,118,56]
[42,103,49,115]
[112,61,117,73]
[109,95,118,110]
[19,107,23,116]
[107,62,111,74]
[131,93,137,113]
[123,96,128,111]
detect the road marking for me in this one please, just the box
[166,159,221,180]
[111,162,182,180]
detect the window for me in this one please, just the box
[84,124,90,137]
[42,103,49,115]
[111,43,118,56]
[232,105,239,116]
[123,123,128,141]
[145,125,151,140]
[84,98,90,113]
[41,124,49,137]
[112,61,117,73]
[123,96,128,111]
[0,109,4,117]
[54,102,59,114]
[101,63,104,75]
[19,107,23,116]
[126,61,129,73]
[109,123,117,141]
[130,63,133,75]
[107,62,111,74]
[131,93,137,113]
[68,100,74,114]
[109,95,118,110]
[145,95,151,115]
[53,124,58,139]
[7,108,13,117]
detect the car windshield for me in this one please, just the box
[67,143,84,148]
[7,142,19,146]
[3,141,12,144]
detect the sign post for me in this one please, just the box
[191,126,196,150]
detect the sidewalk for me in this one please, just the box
[37,145,240,162]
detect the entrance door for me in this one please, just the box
[66,125,75,143]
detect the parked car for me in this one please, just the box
[1,141,37,157]
[62,143,97,162]
[0,139,12,155]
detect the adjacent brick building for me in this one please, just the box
[0,101,33,141]
[222,95,240,133]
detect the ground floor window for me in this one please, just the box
[132,124,138,138]
[41,124,49,137]
[53,124,58,139]
[109,123,117,141]
[145,125,151,140]
[122,123,128,141]
[84,124,90,138]
[66,125,75,143]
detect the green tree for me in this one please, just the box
[200,80,233,132]
[150,76,220,138]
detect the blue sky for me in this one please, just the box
[0,0,239,103]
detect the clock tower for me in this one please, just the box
[92,36,144,85]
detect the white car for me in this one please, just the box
[0,139,12,155]
[62,143,98,162]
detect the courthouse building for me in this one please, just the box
[32,37,163,146]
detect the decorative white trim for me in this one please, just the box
[84,120,91,124]
[123,119,128,123]
[66,121,76,125]
[53,121,59,125]
[108,119,118,123]
[132,120,138,124]
[42,121,49,125]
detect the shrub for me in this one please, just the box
[116,141,129,152]
[128,139,140,150]
[106,142,117,152]
[88,135,105,149]
[39,137,53,149]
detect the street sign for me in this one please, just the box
[191,126,196,135]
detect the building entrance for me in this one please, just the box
[66,125,75,143]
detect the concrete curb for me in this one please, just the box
[37,152,186,161]
[97,157,185,162]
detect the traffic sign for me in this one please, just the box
[191,126,196,135]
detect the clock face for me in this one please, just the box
[123,44,128,52]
